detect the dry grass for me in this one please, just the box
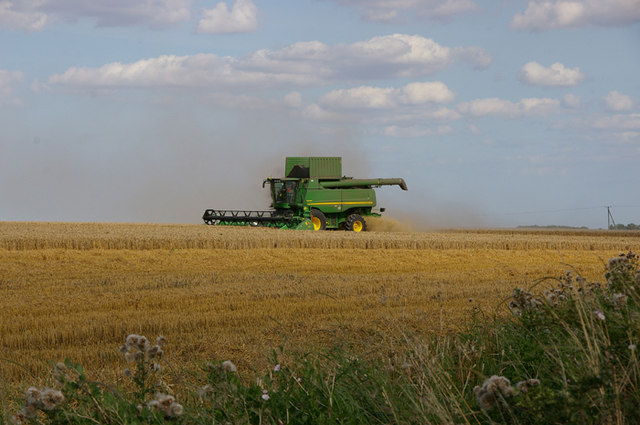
[2,221,639,250]
[1,221,639,399]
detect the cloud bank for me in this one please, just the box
[48,34,491,89]
[0,0,191,31]
[511,0,640,30]
[457,97,560,118]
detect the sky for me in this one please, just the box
[1,0,639,229]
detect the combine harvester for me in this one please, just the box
[203,157,407,232]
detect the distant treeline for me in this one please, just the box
[517,225,589,230]
[610,223,640,230]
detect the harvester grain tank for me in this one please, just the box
[203,157,407,232]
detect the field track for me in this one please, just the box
[1,222,639,396]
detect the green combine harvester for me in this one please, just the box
[203,157,407,231]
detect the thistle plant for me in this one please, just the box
[10,387,65,424]
[118,334,167,401]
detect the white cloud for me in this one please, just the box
[320,86,396,109]
[511,0,640,31]
[49,54,321,89]
[519,62,585,86]
[383,124,453,138]
[49,35,489,90]
[400,82,456,104]
[0,0,191,31]
[562,94,581,109]
[300,104,350,122]
[0,69,24,106]
[339,34,455,77]
[0,1,47,31]
[610,131,640,142]
[284,91,302,108]
[330,0,480,23]
[457,97,560,117]
[453,46,493,69]
[197,0,258,34]
[319,81,455,110]
[589,113,640,130]
[603,91,634,112]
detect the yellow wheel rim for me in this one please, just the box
[352,220,363,232]
[311,216,322,231]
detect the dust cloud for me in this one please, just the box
[1,104,370,223]
[1,100,493,228]
[366,216,413,232]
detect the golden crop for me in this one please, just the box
[1,222,638,397]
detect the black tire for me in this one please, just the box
[344,214,366,232]
[310,209,327,231]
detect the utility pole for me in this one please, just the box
[607,206,616,229]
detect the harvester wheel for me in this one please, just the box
[310,209,327,231]
[345,214,366,232]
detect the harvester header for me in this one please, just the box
[203,156,407,232]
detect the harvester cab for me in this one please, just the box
[203,157,407,232]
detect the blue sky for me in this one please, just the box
[1,0,639,228]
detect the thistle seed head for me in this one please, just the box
[221,360,237,373]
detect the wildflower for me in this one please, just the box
[9,412,26,425]
[170,403,184,417]
[261,390,270,401]
[473,376,514,409]
[273,363,281,372]
[21,404,38,418]
[149,362,162,372]
[123,368,132,377]
[156,335,167,347]
[545,290,558,305]
[197,385,214,399]
[137,336,150,352]
[40,388,64,410]
[148,345,163,360]
[148,393,183,418]
[24,387,41,407]
[612,293,628,307]
[126,334,140,347]
[509,288,542,316]
[593,310,606,321]
[629,344,637,351]
[515,378,540,394]
[51,362,78,384]
[221,360,237,373]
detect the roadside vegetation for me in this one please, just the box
[4,251,639,424]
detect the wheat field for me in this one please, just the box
[1,221,639,396]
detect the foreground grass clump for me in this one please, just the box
[5,253,639,424]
